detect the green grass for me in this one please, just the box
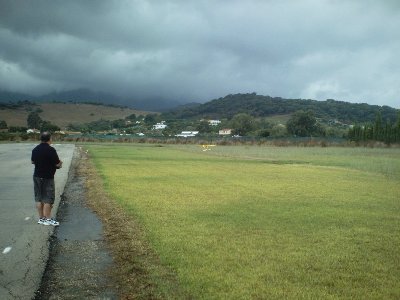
[87,144,400,299]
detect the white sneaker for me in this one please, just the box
[37,218,47,225]
[43,218,60,226]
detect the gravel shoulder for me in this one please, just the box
[35,147,117,299]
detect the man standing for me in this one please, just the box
[31,132,63,226]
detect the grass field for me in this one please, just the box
[87,144,400,299]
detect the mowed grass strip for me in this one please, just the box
[87,144,400,299]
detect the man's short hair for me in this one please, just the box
[40,132,51,142]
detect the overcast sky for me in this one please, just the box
[0,0,399,108]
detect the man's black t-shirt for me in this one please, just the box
[31,143,60,179]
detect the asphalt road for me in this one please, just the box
[0,143,75,300]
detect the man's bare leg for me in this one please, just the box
[43,203,52,219]
[36,202,44,219]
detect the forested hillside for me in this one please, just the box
[162,93,398,123]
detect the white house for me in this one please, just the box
[153,121,167,130]
[175,131,199,137]
[27,129,40,134]
[219,129,232,135]
[208,120,221,126]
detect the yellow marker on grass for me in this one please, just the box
[201,144,216,151]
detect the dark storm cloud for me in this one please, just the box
[0,0,399,107]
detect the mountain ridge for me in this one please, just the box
[1,89,398,124]
[0,89,181,112]
[162,93,398,124]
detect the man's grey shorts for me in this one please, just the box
[33,176,55,204]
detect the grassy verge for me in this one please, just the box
[86,144,400,299]
[81,147,187,299]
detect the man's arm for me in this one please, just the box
[52,148,62,169]
[31,151,35,164]
[56,160,63,169]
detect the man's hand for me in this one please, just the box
[56,160,63,169]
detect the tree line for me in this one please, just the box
[348,111,400,144]
[62,110,344,139]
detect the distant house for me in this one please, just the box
[27,129,40,134]
[208,120,221,126]
[153,121,167,130]
[219,129,232,135]
[176,131,199,137]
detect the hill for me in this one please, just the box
[0,102,150,129]
[0,89,181,112]
[162,93,399,124]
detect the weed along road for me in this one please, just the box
[0,143,74,300]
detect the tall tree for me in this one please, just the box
[0,120,7,129]
[27,112,42,129]
[286,110,323,137]
[230,113,255,136]
[40,121,60,132]
[396,111,400,142]
[196,120,211,134]
[373,111,383,141]
[125,113,136,121]
[144,114,157,125]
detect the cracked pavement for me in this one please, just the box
[0,143,74,300]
